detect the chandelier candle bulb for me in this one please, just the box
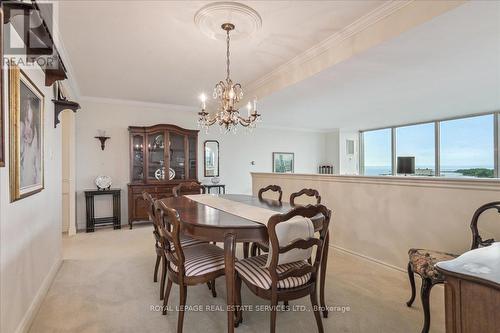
[200,93,207,110]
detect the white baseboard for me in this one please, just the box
[14,258,62,333]
[330,244,406,273]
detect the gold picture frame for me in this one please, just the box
[9,64,45,201]
[0,8,5,167]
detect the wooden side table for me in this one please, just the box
[84,189,121,232]
[204,184,226,194]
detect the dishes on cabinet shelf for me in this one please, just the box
[154,167,176,180]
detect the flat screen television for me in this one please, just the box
[397,156,415,175]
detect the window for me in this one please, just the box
[396,123,435,176]
[360,112,498,179]
[440,115,494,178]
[362,128,392,176]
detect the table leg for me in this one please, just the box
[320,231,329,318]
[224,233,236,333]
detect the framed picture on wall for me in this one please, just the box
[0,8,5,168]
[272,152,294,173]
[9,64,45,201]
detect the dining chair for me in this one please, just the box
[250,188,321,256]
[234,204,331,333]
[154,200,226,333]
[245,185,283,257]
[258,185,283,202]
[243,185,284,259]
[406,201,500,333]
[290,188,321,206]
[250,188,330,318]
[143,192,206,301]
[172,182,206,197]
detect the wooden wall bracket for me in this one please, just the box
[52,98,81,128]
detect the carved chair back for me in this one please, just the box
[143,191,156,224]
[470,201,500,249]
[172,182,206,197]
[143,191,161,240]
[258,185,283,202]
[154,200,186,279]
[290,189,321,206]
[266,204,331,291]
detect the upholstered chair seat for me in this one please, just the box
[170,236,206,251]
[169,244,225,277]
[235,254,311,290]
[408,248,458,281]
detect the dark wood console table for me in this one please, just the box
[436,243,500,333]
[84,189,121,232]
[204,184,226,194]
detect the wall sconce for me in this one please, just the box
[95,130,110,150]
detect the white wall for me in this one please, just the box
[324,130,340,174]
[0,63,62,332]
[75,98,325,230]
[323,129,360,175]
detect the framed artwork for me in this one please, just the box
[0,8,4,167]
[9,64,45,201]
[272,152,294,173]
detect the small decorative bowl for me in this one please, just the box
[211,177,220,184]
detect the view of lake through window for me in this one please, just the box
[362,113,497,178]
[363,128,392,176]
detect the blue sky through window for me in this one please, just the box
[440,114,494,170]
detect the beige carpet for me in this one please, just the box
[29,226,444,333]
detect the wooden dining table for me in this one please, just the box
[160,194,329,333]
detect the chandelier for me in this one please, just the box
[198,23,261,133]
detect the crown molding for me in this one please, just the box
[51,2,81,100]
[79,95,198,112]
[245,0,413,93]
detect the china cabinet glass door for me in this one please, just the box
[147,131,166,181]
[188,136,197,179]
[131,134,145,182]
[169,132,186,180]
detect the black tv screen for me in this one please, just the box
[397,156,415,175]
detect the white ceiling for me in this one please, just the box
[58,0,384,106]
[259,1,500,131]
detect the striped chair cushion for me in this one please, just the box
[170,244,225,277]
[177,236,206,249]
[168,236,206,251]
[235,254,311,290]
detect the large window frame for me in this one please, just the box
[359,111,499,178]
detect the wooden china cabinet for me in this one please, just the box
[128,124,199,228]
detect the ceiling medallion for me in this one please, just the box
[194,2,262,41]
[196,4,262,134]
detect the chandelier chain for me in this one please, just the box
[226,29,230,81]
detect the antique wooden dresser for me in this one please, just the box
[436,243,500,333]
